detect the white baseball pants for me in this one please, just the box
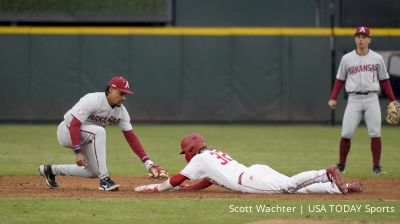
[238,165,341,194]
[341,93,381,138]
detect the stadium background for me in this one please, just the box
[0,0,399,123]
[1,1,400,223]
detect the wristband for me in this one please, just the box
[73,144,81,154]
[73,144,81,149]
[141,156,149,162]
[144,160,154,170]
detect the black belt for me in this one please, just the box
[349,91,377,95]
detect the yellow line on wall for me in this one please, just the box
[0,26,400,36]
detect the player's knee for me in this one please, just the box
[91,126,106,137]
[368,130,380,138]
[57,135,73,149]
[341,132,354,139]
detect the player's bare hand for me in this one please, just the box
[75,152,87,166]
[328,99,337,110]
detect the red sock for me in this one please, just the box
[371,137,381,166]
[339,137,351,165]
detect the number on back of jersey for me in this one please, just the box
[209,149,232,165]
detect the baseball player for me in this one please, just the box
[135,133,363,194]
[328,26,398,175]
[39,76,169,191]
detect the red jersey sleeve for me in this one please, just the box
[329,79,345,100]
[169,174,213,190]
[69,116,82,150]
[380,79,396,102]
[169,174,188,187]
[122,130,149,162]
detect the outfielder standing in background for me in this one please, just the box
[39,76,168,191]
[328,27,398,175]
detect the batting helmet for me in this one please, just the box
[180,133,207,162]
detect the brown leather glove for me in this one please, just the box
[386,101,400,125]
[147,164,169,180]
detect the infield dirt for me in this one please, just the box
[1,176,399,200]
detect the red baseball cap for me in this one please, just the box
[108,76,134,94]
[354,26,371,38]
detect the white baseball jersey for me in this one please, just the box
[180,148,341,194]
[336,50,389,93]
[180,149,247,191]
[63,92,132,131]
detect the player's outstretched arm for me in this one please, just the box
[135,174,192,193]
[122,130,169,179]
[183,179,213,191]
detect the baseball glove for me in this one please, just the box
[386,101,400,125]
[147,164,169,180]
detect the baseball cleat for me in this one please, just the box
[347,182,363,193]
[372,165,386,175]
[99,177,120,191]
[326,165,348,195]
[39,164,58,189]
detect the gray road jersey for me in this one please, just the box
[63,92,132,131]
[336,50,389,93]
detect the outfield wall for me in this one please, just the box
[0,27,399,122]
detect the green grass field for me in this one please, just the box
[1,124,399,223]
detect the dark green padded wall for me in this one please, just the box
[0,34,341,122]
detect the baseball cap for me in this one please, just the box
[108,76,134,94]
[354,26,371,38]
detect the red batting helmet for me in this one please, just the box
[180,133,207,162]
